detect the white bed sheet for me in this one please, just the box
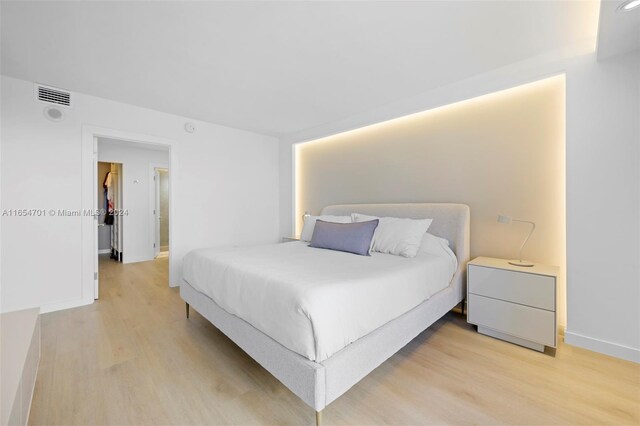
[182,241,457,362]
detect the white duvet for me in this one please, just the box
[183,241,457,362]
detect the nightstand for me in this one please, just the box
[467,257,558,352]
[281,236,301,243]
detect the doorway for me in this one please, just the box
[92,136,171,300]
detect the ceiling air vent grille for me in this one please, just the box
[35,84,72,107]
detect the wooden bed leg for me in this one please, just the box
[186,302,190,319]
[461,299,465,316]
[315,410,322,426]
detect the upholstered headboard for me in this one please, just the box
[321,203,471,297]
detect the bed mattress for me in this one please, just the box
[182,241,456,362]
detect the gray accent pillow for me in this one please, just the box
[309,219,379,256]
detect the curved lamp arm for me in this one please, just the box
[513,220,536,262]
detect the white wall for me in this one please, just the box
[564,51,639,362]
[280,50,640,362]
[97,141,168,263]
[1,75,280,314]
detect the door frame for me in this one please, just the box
[151,165,169,258]
[93,137,99,298]
[81,126,174,303]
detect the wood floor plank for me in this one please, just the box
[28,255,640,425]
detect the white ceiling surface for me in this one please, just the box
[1,1,600,137]
[597,0,640,60]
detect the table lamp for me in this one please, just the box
[497,215,535,267]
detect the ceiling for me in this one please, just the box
[597,0,640,60]
[1,1,600,137]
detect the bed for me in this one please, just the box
[180,203,470,424]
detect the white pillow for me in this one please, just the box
[300,215,351,241]
[352,213,432,258]
[418,232,458,273]
[419,232,451,255]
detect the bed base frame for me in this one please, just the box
[180,203,470,424]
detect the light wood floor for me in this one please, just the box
[29,256,639,425]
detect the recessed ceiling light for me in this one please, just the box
[618,0,640,11]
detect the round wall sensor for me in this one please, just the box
[184,122,196,133]
[43,106,64,122]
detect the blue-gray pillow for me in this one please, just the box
[309,219,379,256]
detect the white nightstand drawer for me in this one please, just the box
[468,294,556,346]
[468,265,555,311]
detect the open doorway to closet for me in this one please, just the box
[94,137,170,299]
[98,162,123,261]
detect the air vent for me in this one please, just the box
[35,84,72,107]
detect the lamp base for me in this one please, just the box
[508,259,534,267]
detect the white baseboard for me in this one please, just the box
[564,330,640,363]
[98,249,111,254]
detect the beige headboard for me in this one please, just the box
[321,203,471,296]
